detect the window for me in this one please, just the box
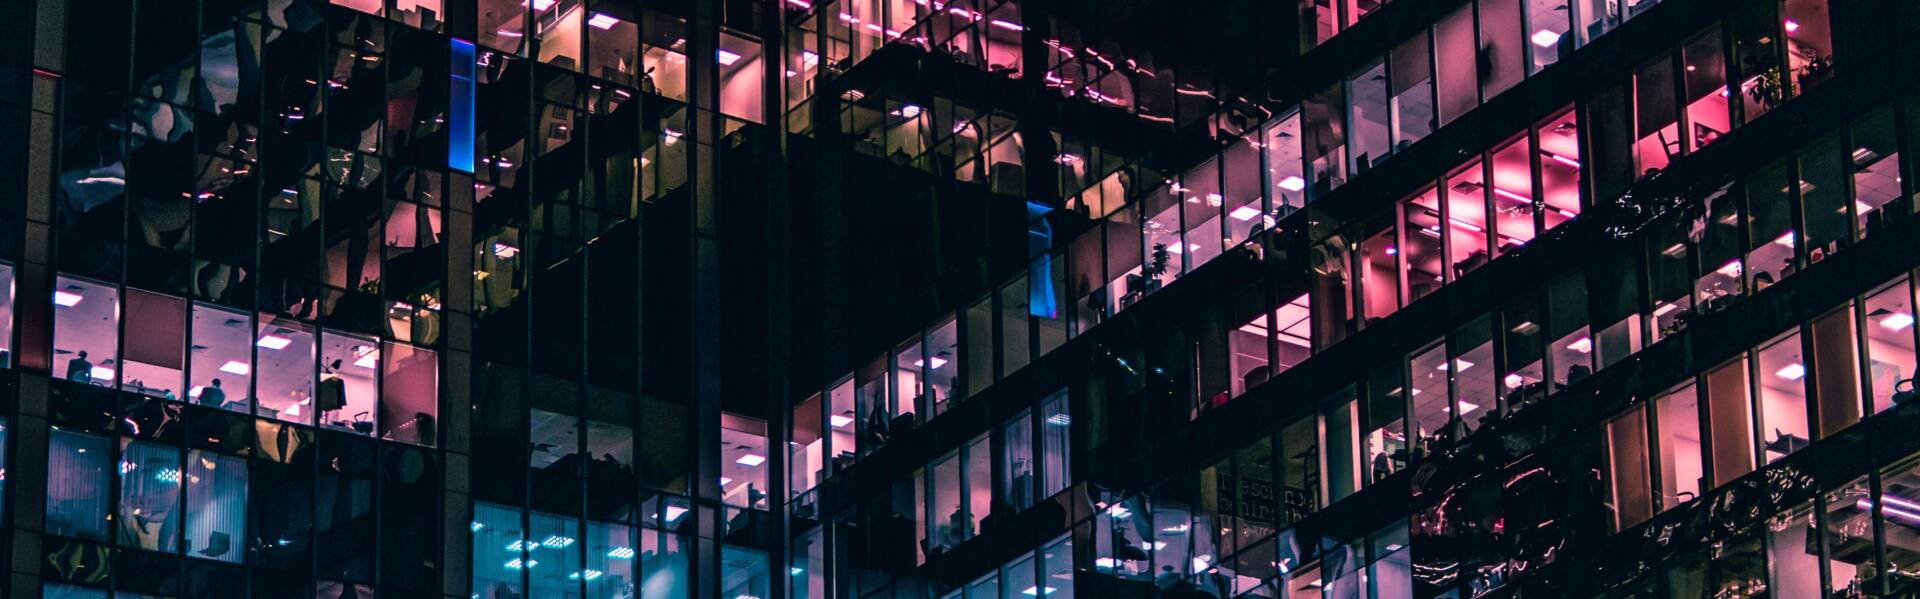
[1321,390,1361,505]
[1809,304,1862,437]
[1389,31,1435,158]
[717,31,767,124]
[894,334,926,424]
[1348,61,1392,176]
[1489,137,1538,251]
[1000,277,1032,374]
[1863,278,1918,414]
[53,275,119,387]
[1682,27,1733,152]
[1279,415,1321,523]
[1536,109,1584,229]
[121,290,185,400]
[1410,342,1451,454]
[118,440,183,552]
[1648,216,1693,342]
[1800,133,1850,260]
[256,316,317,424]
[0,263,11,367]
[828,377,857,471]
[792,394,824,498]
[1365,364,1408,483]
[1766,500,1823,597]
[189,303,253,413]
[1452,316,1498,433]
[1634,53,1683,178]
[1040,392,1070,499]
[1696,187,1746,307]
[1745,161,1796,292]
[1731,1,1787,124]
[1704,359,1756,485]
[1181,160,1225,268]
[1434,7,1480,126]
[720,413,769,510]
[1851,108,1904,239]
[928,451,965,552]
[1230,308,1273,400]
[1604,406,1653,532]
[965,296,994,393]
[1783,0,1835,93]
[318,331,380,436]
[1754,330,1810,463]
[1002,410,1035,510]
[1478,0,1525,98]
[1444,162,1493,279]
[380,341,439,446]
[1359,218,1401,323]
[927,317,960,413]
[1402,188,1446,301]
[1526,0,1572,72]
[967,435,991,535]
[1654,384,1704,510]
[856,356,886,453]
[1265,112,1308,212]
[1547,272,1594,388]
[186,449,247,562]
[47,429,112,540]
[1304,82,1348,197]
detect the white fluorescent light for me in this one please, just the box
[607,546,636,559]
[587,13,618,29]
[990,19,1024,31]
[219,360,251,376]
[1531,29,1562,48]
[720,477,732,486]
[736,454,766,467]
[1229,206,1261,221]
[1503,373,1525,389]
[1457,401,1480,415]
[1277,176,1307,192]
[717,50,742,65]
[1784,19,1800,33]
[829,415,853,428]
[1492,188,1531,204]
[912,356,948,369]
[256,335,293,350]
[353,353,378,369]
[1546,153,1581,168]
[1450,359,1474,372]
[1775,363,1806,380]
[53,291,83,307]
[1880,313,1915,331]
[1716,259,1743,277]
[1566,336,1592,354]
[91,367,116,381]
[1772,231,1795,248]
[527,0,554,10]
[664,506,688,521]
[1653,302,1679,317]
[1448,217,1484,233]
[493,242,519,259]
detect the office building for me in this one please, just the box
[3,0,1920,596]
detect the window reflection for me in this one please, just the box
[54,276,121,387]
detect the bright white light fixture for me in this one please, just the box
[1229,206,1262,221]
[219,360,251,376]
[1784,19,1800,33]
[829,414,854,428]
[1457,401,1481,415]
[1530,29,1562,48]
[990,19,1025,32]
[587,12,618,29]
[607,546,636,559]
[527,0,555,10]
[541,535,576,549]
[736,454,767,467]
[53,291,83,307]
[1880,312,1915,331]
[257,335,293,350]
[91,366,116,381]
[913,356,948,369]
[1716,259,1743,277]
[1775,363,1806,380]
[717,49,742,66]
[1566,336,1592,354]
[493,242,519,259]
[664,505,689,521]
[1503,373,1525,389]
[1772,230,1795,248]
[1277,176,1307,192]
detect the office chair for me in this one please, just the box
[199,531,233,558]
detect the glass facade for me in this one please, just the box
[0,0,1913,596]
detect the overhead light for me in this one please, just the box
[1106,505,1131,518]
[1511,321,1540,335]
[219,360,251,376]
[1457,401,1480,415]
[505,558,539,570]
[720,477,732,486]
[1094,557,1119,569]
[1880,312,1915,331]
[1530,29,1562,48]
[541,535,576,549]
[1492,188,1532,204]
[1566,336,1592,354]
[717,50,742,66]
[1046,413,1072,426]
[1449,217,1484,233]
[1661,242,1688,257]
[664,505,688,522]
[1772,231,1795,248]
[587,13,618,29]
[526,0,554,10]
[607,546,636,559]
[53,291,83,307]
[353,350,379,369]
[1503,373,1525,389]
[736,454,766,467]
[1384,246,1397,256]
[913,356,948,369]
[91,366,116,381]
[1229,206,1261,221]
[570,569,604,581]
[801,50,819,67]
[1445,359,1474,372]
[1716,259,1743,277]
[493,242,519,259]
[1653,302,1679,317]
[890,104,923,118]
[829,414,853,428]
[1277,176,1307,192]
[990,19,1025,32]
[257,335,293,350]
[1775,363,1806,380]
[1784,19,1800,33]
[1544,152,1581,169]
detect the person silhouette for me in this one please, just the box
[66,350,94,383]
[200,378,227,407]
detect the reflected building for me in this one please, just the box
[1,0,1919,596]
